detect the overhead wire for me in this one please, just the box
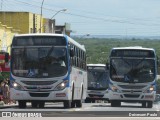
[8,0,160,27]
[2,0,160,36]
[30,0,157,23]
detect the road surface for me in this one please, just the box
[0,102,160,118]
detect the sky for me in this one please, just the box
[1,0,160,36]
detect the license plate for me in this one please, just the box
[92,96,99,98]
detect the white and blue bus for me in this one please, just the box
[108,46,158,108]
[85,64,109,103]
[9,34,87,108]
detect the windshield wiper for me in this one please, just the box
[121,57,146,67]
[47,46,54,57]
[124,58,146,80]
[39,46,55,63]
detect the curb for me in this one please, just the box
[0,104,17,109]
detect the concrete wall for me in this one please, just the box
[0,12,43,34]
[43,18,55,33]
[0,12,29,33]
[0,22,19,54]
[0,12,72,53]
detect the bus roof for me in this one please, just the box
[13,33,86,51]
[111,46,155,51]
[66,36,86,51]
[14,33,65,37]
[87,64,106,67]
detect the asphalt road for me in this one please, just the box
[0,102,160,118]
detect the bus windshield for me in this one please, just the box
[87,66,108,90]
[11,47,68,78]
[110,58,156,83]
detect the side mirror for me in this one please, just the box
[70,48,74,57]
[5,53,9,63]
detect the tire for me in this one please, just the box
[91,100,95,103]
[111,100,121,107]
[70,84,75,108]
[31,101,38,108]
[63,100,71,108]
[147,101,153,108]
[76,100,82,108]
[142,102,146,108]
[64,84,76,108]
[71,101,76,108]
[18,101,26,108]
[76,87,83,108]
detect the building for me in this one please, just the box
[0,11,72,35]
[0,11,43,34]
[0,11,72,52]
[0,22,19,53]
[0,11,45,52]
[55,23,72,36]
[43,18,55,33]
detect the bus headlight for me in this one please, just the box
[11,81,24,91]
[111,86,121,93]
[54,80,68,91]
[149,86,154,91]
[144,86,155,93]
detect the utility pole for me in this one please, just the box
[37,8,67,33]
[40,0,44,33]
[1,0,3,10]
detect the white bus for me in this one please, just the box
[85,64,109,103]
[108,46,158,108]
[9,34,87,108]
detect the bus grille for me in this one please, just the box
[88,94,104,98]
[29,93,50,97]
[22,80,57,85]
[119,85,146,89]
[122,90,142,93]
[124,94,140,98]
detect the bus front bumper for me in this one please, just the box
[108,90,156,102]
[10,88,71,101]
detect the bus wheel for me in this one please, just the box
[92,100,95,103]
[147,101,153,108]
[111,100,121,107]
[18,101,26,108]
[39,101,45,108]
[142,102,146,108]
[76,87,83,108]
[76,100,82,108]
[31,101,38,108]
[71,85,76,108]
[71,101,76,108]
[64,100,71,108]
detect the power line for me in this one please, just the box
[30,0,155,23]
[40,0,44,33]
[0,0,3,10]
[8,0,160,27]
[5,0,40,12]
[1,0,160,33]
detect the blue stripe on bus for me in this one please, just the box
[63,73,70,87]
[65,35,70,88]
[10,74,15,81]
[108,87,112,90]
[109,81,113,85]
